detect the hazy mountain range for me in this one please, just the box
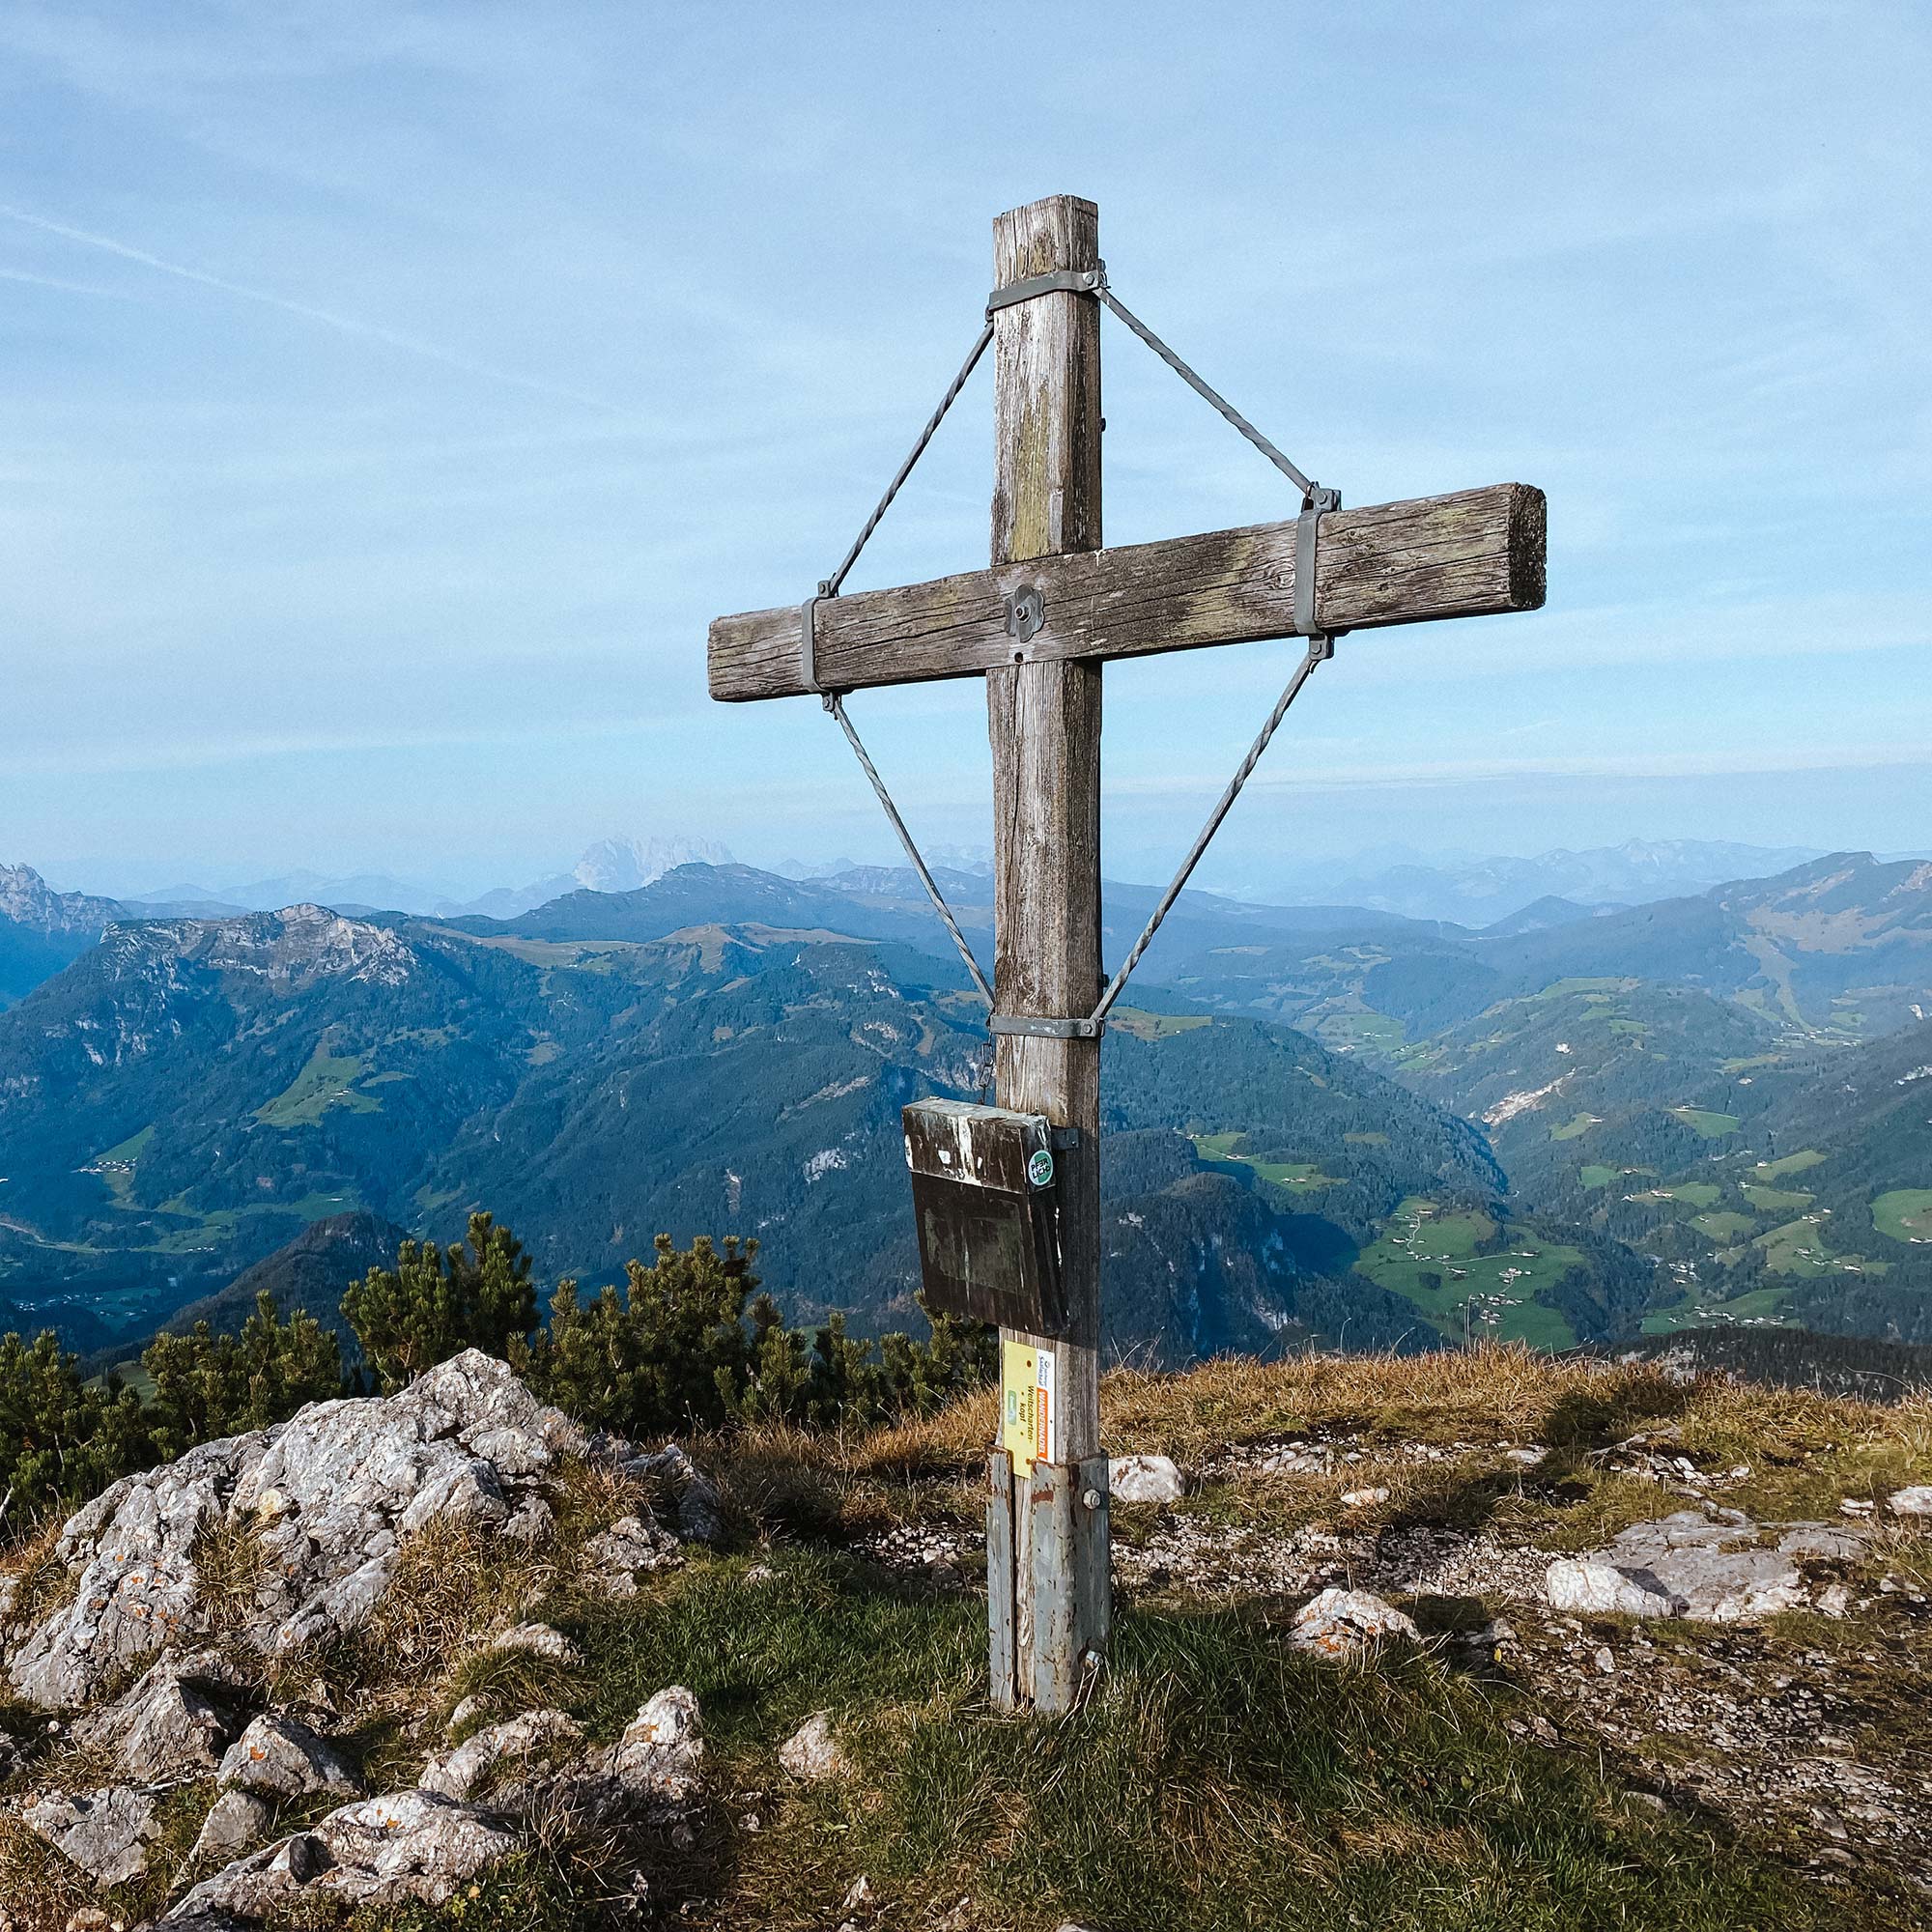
[1254,838,1834,925]
[2,841,1926,1368]
[102,835,736,925]
[57,836,1921,938]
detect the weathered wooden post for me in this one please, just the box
[982,194,1110,1713]
[704,189,1545,1719]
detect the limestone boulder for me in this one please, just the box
[192,1789,276,1864]
[166,1788,520,1921]
[6,1350,691,1711]
[420,1708,582,1804]
[1108,1455,1183,1506]
[17,1786,160,1888]
[778,1710,848,1782]
[7,1432,269,1709]
[581,1515,683,1598]
[217,1714,361,1803]
[1289,1587,1421,1658]
[1545,1512,1864,1623]
[71,1650,246,1782]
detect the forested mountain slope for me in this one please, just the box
[0,904,1519,1363]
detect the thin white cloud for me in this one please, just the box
[0,204,624,415]
[0,264,145,301]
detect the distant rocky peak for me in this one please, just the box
[101,903,414,990]
[573,836,731,894]
[0,862,121,936]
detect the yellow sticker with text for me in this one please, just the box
[1000,1338,1037,1473]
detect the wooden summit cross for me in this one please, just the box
[708,194,1546,1715]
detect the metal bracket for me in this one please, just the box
[990,1013,1106,1040]
[799,579,838,707]
[1293,487,1340,640]
[985,264,1107,316]
[1005,583,1045,643]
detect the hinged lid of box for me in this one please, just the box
[902,1099,1070,1337]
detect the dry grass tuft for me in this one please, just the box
[0,1517,79,1634]
[0,1811,96,1932]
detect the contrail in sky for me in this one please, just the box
[0,264,142,300]
[0,204,622,414]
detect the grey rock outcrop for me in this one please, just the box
[582,1686,705,1810]
[629,1443,726,1545]
[1545,1512,1863,1622]
[485,1620,581,1665]
[6,1350,688,1711]
[778,1710,848,1781]
[1289,1587,1421,1657]
[166,1788,519,1921]
[1108,1454,1183,1505]
[71,1651,245,1781]
[8,1432,268,1710]
[17,1786,160,1887]
[581,1514,683,1598]
[193,1789,276,1864]
[217,1713,361,1802]
[420,1708,582,1803]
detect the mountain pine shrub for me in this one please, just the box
[141,1290,343,1458]
[0,1330,149,1531]
[510,1232,994,1435]
[342,1210,540,1392]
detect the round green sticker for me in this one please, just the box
[1027,1148,1055,1189]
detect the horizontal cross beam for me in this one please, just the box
[708,481,1544,702]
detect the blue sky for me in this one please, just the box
[2,1,1927,898]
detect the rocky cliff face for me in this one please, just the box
[0,866,121,940]
[0,863,123,1008]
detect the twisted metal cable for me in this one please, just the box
[1091,642,1327,1024]
[1096,283,1320,503]
[823,320,995,597]
[826,694,995,1008]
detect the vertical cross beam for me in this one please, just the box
[985,194,1109,1714]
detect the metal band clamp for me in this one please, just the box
[990,1013,1106,1040]
[1293,487,1340,640]
[799,580,838,708]
[985,265,1107,316]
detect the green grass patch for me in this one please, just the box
[553,1555,1895,1932]
[1692,1211,1758,1242]
[1549,1112,1602,1143]
[1109,1008,1213,1041]
[1755,1150,1826,1181]
[257,1046,383,1127]
[1666,1182,1722,1209]
[1872,1189,1932,1243]
[1630,1182,1721,1210]
[1352,1202,1581,1350]
[1742,1182,1813,1212]
[1670,1107,1740,1139]
[1190,1135,1341,1190]
[1755,1217,1889,1282]
[1578,1164,1616,1189]
[83,1123,155,1206]
[1641,1284,1798,1334]
[1315,1010,1407,1055]
[1344,1130,1389,1146]
[1533,977,1631,999]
